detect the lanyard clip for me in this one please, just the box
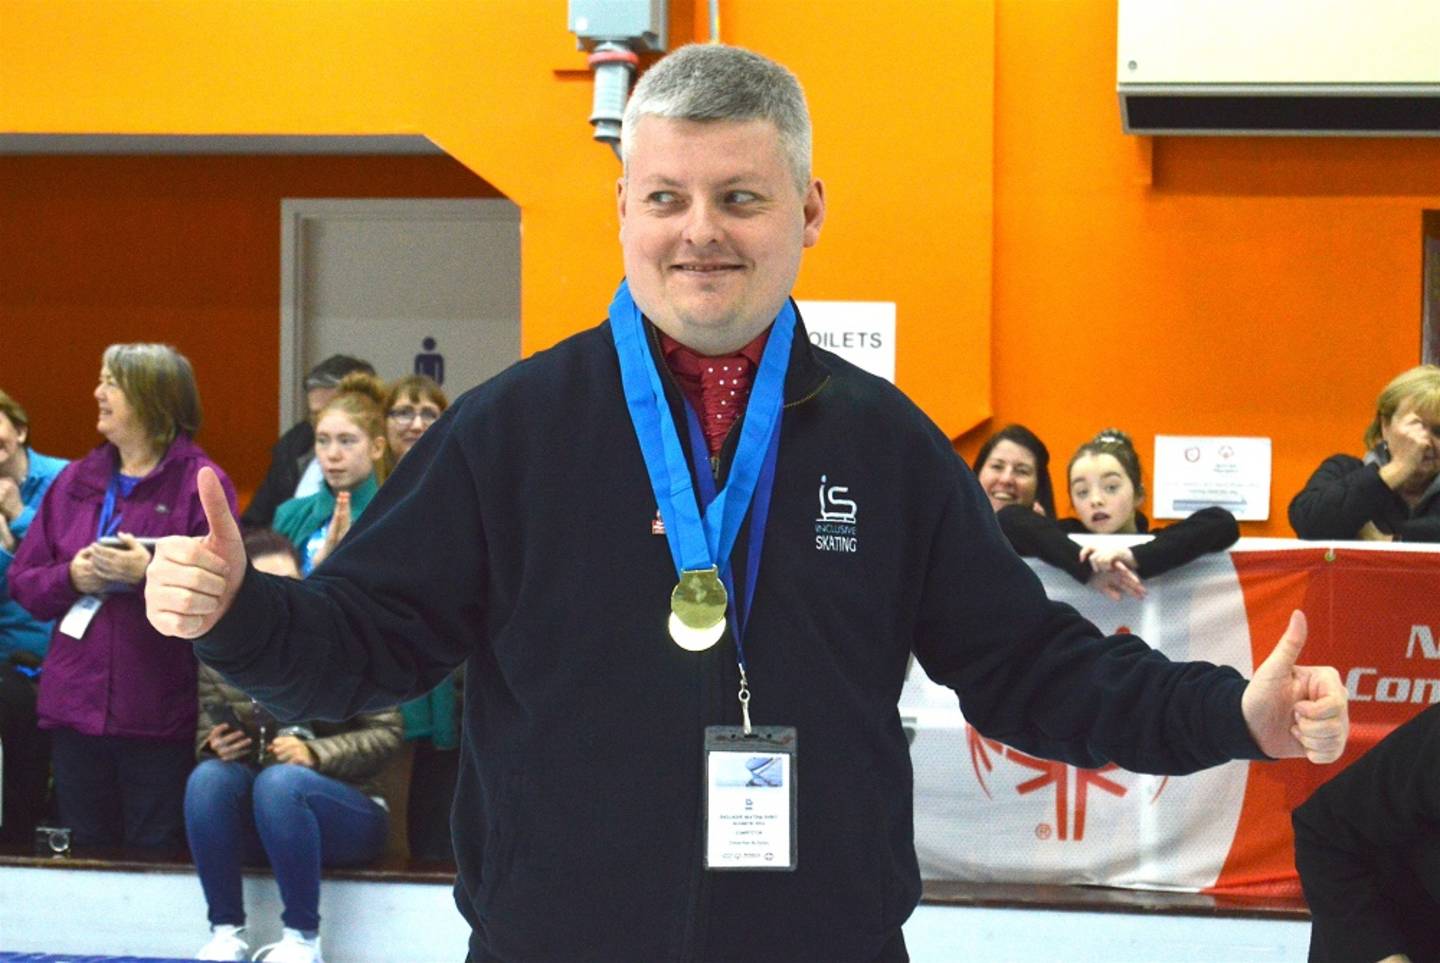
[737,664,752,735]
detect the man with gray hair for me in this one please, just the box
[147,44,1347,961]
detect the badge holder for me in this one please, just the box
[704,725,798,871]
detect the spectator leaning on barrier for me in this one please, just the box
[972,423,1056,518]
[241,354,376,531]
[272,372,388,575]
[1290,364,1440,543]
[998,429,1239,601]
[0,388,68,843]
[187,528,401,963]
[10,343,236,853]
[146,44,1349,962]
[1292,702,1440,963]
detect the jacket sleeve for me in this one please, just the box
[7,474,81,622]
[995,505,1090,583]
[1288,455,1388,539]
[308,709,404,784]
[1397,514,1440,543]
[1130,507,1239,578]
[914,466,1263,775]
[1292,705,1440,963]
[195,665,230,758]
[195,411,482,723]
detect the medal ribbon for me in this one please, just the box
[609,279,794,581]
[684,401,780,676]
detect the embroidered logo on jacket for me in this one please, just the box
[814,475,858,553]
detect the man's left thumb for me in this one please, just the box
[1262,609,1308,674]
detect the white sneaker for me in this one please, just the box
[196,924,248,961]
[252,928,323,963]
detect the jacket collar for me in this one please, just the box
[71,434,204,495]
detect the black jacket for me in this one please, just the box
[240,419,314,530]
[198,314,1265,962]
[1292,704,1440,963]
[996,506,1239,583]
[1289,453,1440,542]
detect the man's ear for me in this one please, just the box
[802,179,826,248]
[616,177,628,229]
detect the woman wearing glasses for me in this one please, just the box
[382,375,448,473]
[381,374,460,863]
[272,373,388,574]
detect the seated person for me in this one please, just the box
[0,388,68,843]
[1289,365,1440,542]
[998,429,1239,600]
[1292,703,1440,963]
[187,529,402,962]
[241,354,375,531]
[971,424,1056,517]
[272,372,388,574]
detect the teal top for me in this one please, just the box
[0,449,69,659]
[272,473,380,567]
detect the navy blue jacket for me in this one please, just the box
[197,313,1264,962]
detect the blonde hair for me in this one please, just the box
[1365,365,1440,450]
[102,343,202,450]
[317,372,389,481]
[0,388,30,447]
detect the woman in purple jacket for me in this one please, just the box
[10,343,236,852]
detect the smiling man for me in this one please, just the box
[145,44,1349,962]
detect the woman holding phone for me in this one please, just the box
[9,343,236,853]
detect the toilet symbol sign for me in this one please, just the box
[415,336,445,385]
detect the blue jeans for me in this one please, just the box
[184,759,388,932]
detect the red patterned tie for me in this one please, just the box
[698,356,755,455]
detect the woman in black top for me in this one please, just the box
[999,429,1239,600]
[1290,365,1440,543]
[971,424,1056,517]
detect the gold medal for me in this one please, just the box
[669,567,727,651]
[668,611,727,651]
[671,567,728,629]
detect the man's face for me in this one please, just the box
[307,387,338,421]
[617,116,825,355]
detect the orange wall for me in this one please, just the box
[969,2,1440,535]
[0,155,499,500]
[2,1,1439,536]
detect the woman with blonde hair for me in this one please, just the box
[273,372,388,573]
[10,343,237,852]
[1290,365,1440,541]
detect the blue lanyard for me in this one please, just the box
[608,279,794,582]
[94,473,126,542]
[683,401,781,676]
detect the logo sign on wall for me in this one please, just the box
[1152,435,1272,521]
[795,301,896,383]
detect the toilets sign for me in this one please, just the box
[796,301,896,383]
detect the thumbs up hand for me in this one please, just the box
[145,467,246,639]
[1240,610,1349,763]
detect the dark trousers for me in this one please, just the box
[0,664,50,843]
[407,741,459,862]
[49,727,192,853]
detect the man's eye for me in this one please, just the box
[647,191,678,204]
[725,191,759,205]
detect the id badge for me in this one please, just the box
[58,595,104,640]
[704,725,797,871]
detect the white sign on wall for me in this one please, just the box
[795,300,896,383]
[1152,435,1272,521]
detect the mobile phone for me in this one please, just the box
[205,701,249,735]
[97,536,158,549]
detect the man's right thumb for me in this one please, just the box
[197,467,240,546]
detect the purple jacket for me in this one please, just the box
[9,435,237,741]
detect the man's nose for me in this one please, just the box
[681,199,723,246]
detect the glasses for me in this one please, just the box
[387,406,441,425]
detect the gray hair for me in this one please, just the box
[621,44,812,194]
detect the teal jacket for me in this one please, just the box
[272,473,379,557]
